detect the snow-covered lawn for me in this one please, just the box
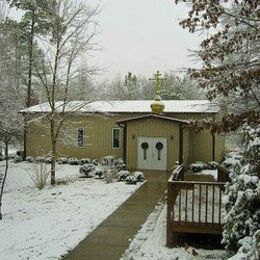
[122,203,226,260]
[0,162,142,260]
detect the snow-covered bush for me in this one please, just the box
[0,155,4,161]
[125,175,137,185]
[94,166,105,179]
[79,164,95,177]
[100,156,116,166]
[222,124,260,258]
[208,161,218,170]
[26,156,34,163]
[58,157,68,164]
[189,161,207,172]
[29,163,50,190]
[114,158,126,171]
[68,158,79,165]
[104,168,117,183]
[92,159,98,165]
[222,154,242,169]
[133,171,144,182]
[45,157,52,164]
[117,170,130,181]
[13,155,22,163]
[35,156,45,163]
[228,231,260,260]
[79,158,91,165]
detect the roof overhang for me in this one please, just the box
[116,114,189,127]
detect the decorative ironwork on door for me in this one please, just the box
[156,142,163,160]
[141,142,149,160]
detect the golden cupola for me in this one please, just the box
[150,70,166,114]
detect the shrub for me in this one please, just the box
[68,158,79,165]
[79,164,95,177]
[79,158,92,165]
[13,155,23,163]
[189,161,207,172]
[114,158,126,171]
[100,156,116,166]
[45,157,52,164]
[222,152,242,169]
[26,156,34,163]
[93,166,104,179]
[29,163,50,190]
[104,168,117,183]
[117,170,130,181]
[92,159,98,165]
[125,175,137,185]
[133,171,144,182]
[208,161,218,170]
[58,157,68,164]
[35,156,45,163]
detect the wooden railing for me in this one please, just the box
[167,165,230,247]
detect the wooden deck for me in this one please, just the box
[166,164,230,247]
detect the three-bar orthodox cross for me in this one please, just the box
[149,70,167,96]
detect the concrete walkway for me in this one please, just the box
[64,170,169,260]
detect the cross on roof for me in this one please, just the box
[149,70,167,96]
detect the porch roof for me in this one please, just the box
[116,114,189,126]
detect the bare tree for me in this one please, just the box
[0,69,23,220]
[33,0,99,185]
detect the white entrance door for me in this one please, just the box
[137,137,167,170]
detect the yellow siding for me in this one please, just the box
[27,114,129,159]
[191,130,213,162]
[215,134,225,162]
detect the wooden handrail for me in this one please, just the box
[170,180,226,185]
[170,164,185,181]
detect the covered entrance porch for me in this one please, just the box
[117,114,189,171]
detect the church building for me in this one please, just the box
[21,72,225,171]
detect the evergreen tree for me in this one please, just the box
[7,0,50,106]
[223,124,260,259]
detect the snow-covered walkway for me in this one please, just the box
[64,170,169,260]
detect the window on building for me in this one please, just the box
[77,128,84,147]
[112,128,121,149]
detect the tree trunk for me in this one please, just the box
[26,10,35,108]
[24,11,35,160]
[0,143,9,220]
[50,118,56,186]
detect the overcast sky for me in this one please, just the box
[8,0,201,81]
[85,0,200,81]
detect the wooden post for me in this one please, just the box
[212,133,215,161]
[166,181,174,247]
[123,125,127,165]
[179,125,183,164]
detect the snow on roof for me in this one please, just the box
[20,100,220,114]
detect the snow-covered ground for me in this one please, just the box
[122,203,226,260]
[0,161,142,260]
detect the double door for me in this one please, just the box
[137,137,167,170]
